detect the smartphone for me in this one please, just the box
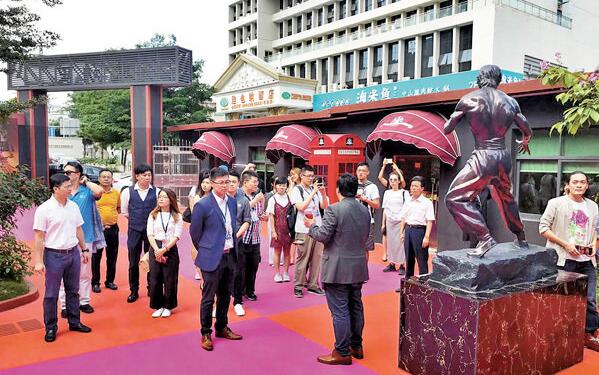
[384,158,393,165]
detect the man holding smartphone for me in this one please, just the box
[539,171,599,351]
[355,163,380,255]
[290,165,328,298]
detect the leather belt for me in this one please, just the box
[46,246,77,253]
[575,245,593,255]
[406,224,426,229]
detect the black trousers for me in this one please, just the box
[404,226,429,278]
[127,228,151,293]
[323,282,365,356]
[200,253,236,335]
[233,242,261,305]
[149,242,179,310]
[92,224,119,286]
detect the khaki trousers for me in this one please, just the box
[293,233,324,291]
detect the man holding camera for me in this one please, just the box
[355,163,380,255]
[290,165,328,298]
[539,171,599,351]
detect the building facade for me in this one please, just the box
[227,0,599,93]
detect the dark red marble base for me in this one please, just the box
[399,271,587,375]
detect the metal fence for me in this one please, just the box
[153,139,199,208]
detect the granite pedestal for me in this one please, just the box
[399,269,588,375]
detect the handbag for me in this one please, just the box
[140,252,150,273]
[182,206,192,223]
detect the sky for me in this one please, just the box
[0,0,229,109]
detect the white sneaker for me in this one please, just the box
[283,272,290,282]
[152,308,164,318]
[161,308,171,318]
[234,303,246,316]
[212,307,216,318]
[194,271,201,280]
[274,273,283,283]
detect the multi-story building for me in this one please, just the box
[227,0,599,92]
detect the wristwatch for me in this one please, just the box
[81,249,90,253]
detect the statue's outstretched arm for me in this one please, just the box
[444,110,465,134]
[514,102,532,154]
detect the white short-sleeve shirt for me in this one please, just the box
[33,196,84,250]
[290,185,323,234]
[266,194,290,215]
[399,194,435,226]
[382,189,409,222]
[357,181,380,223]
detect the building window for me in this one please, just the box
[327,4,334,23]
[387,42,398,81]
[250,147,275,193]
[517,128,599,215]
[358,49,368,85]
[405,10,417,26]
[345,52,354,88]
[459,24,473,71]
[333,55,340,84]
[377,0,385,8]
[440,0,453,17]
[318,8,323,26]
[300,64,306,78]
[438,29,453,75]
[287,19,293,36]
[321,58,329,84]
[423,5,434,22]
[457,0,469,13]
[420,34,433,77]
[279,23,284,38]
[310,61,317,79]
[289,66,295,76]
[306,12,312,29]
[373,45,383,84]
[340,0,347,19]
[350,0,358,16]
[365,0,373,12]
[296,16,302,33]
[403,38,416,79]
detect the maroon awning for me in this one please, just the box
[366,110,461,166]
[192,131,236,164]
[265,124,319,163]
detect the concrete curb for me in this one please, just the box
[0,280,39,313]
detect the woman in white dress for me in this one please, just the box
[381,172,409,275]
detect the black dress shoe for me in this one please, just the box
[69,323,92,333]
[61,309,67,319]
[80,304,94,314]
[105,282,118,290]
[127,292,139,303]
[245,293,257,301]
[92,284,101,293]
[44,329,57,342]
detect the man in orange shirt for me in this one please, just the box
[92,169,121,292]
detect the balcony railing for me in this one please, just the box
[497,0,572,29]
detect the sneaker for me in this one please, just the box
[294,289,303,298]
[307,287,325,296]
[161,308,171,318]
[383,264,397,273]
[212,307,216,318]
[283,272,290,282]
[274,273,283,283]
[398,264,406,276]
[234,303,246,316]
[152,308,164,318]
[245,293,257,301]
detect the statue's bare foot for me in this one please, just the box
[514,239,529,248]
[467,237,498,258]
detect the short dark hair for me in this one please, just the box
[568,171,588,183]
[228,170,240,181]
[337,173,359,198]
[477,65,502,89]
[241,170,258,185]
[134,163,152,176]
[99,168,112,176]
[50,173,70,191]
[64,161,83,174]
[410,175,425,187]
[301,165,314,174]
[274,176,288,186]
[356,162,369,170]
[209,166,229,181]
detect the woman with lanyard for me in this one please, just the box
[147,188,183,318]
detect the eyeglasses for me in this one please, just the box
[301,174,315,179]
[211,180,228,185]
[64,171,79,175]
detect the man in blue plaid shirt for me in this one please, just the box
[234,170,266,306]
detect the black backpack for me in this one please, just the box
[286,188,303,237]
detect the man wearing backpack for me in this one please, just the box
[356,163,381,257]
[290,165,328,298]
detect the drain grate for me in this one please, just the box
[17,319,44,332]
[0,323,19,337]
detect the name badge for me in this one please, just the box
[225,223,233,241]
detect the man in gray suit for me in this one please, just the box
[304,173,371,366]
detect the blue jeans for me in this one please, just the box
[323,282,365,356]
[43,248,81,330]
[561,260,598,333]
